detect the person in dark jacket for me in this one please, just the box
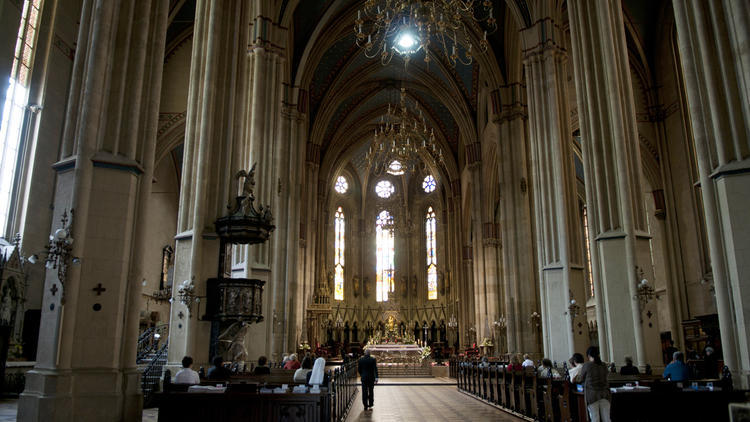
[580,346,611,422]
[252,355,271,375]
[358,349,378,410]
[619,356,640,375]
[207,356,232,380]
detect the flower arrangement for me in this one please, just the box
[479,337,493,347]
[299,341,311,351]
[420,345,431,361]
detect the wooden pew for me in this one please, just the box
[522,367,539,419]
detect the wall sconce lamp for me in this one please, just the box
[447,314,458,329]
[174,278,202,316]
[529,311,541,328]
[568,299,581,319]
[493,316,507,331]
[634,266,657,311]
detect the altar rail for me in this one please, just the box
[456,360,747,422]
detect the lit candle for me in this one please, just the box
[484,30,487,40]
[368,34,372,44]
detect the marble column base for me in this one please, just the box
[18,368,142,422]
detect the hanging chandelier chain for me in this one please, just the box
[355,0,496,67]
[366,88,444,175]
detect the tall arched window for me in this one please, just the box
[426,207,438,300]
[376,210,394,302]
[334,206,345,300]
[0,0,43,237]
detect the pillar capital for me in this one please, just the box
[521,17,567,61]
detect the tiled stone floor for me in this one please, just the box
[345,385,523,422]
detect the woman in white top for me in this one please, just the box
[174,356,200,385]
[293,356,314,383]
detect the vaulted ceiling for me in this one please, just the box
[163,0,510,183]
[288,0,508,182]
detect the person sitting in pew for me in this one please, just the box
[568,353,585,382]
[508,354,523,372]
[663,351,690,382]
[252,355,271,375]
[703,346,719,378]
[284,353,301,370]
[538,358,560,378]
[307,357,330,387]
[207,356,232,380]
[619,356,640,375]
[294,356,315,383]
[522,354,535,368]
[174,356,200,385]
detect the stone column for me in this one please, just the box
[521,17,587,362]
[167,0,250,368]
[494,84,540,355]
[673,0,750,386]
[18,1,168,420]
[568,0,651,366]
[466,147,488,341]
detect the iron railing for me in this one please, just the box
[329,360,358,422]
[141,341,168,407]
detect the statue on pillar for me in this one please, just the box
[411,275,417,298]
[400,276,407,298]
[353,275,360,298]
[364,276,371,298]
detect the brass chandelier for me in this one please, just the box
[366,88,443,175]
[354,0,496,67]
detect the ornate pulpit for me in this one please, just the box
[206,165,274,359]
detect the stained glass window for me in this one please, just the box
[0,0,42,236]
[375,180,394,198]
[423,175,436,193]
[335,176,348,194]
[334,206,345,300]
[583,205,594,297]
[376,210,394,302]
[426,207,438,300]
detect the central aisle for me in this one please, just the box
[345,383,524,422]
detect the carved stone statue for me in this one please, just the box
[353,275,360,298]
[400,276,407,298]
[411,275,417,297]
[326,271,334,292]
[364,276,371,298]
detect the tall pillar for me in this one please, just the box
[18,1,168,420]
[167,0,250,368]
[568,0,651,366]
[522,17,587,362]
[466,147,489,342]
[673,0,750,386]
[494,84,540,355]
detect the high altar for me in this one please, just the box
[363,314,428,366]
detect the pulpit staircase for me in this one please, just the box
[137,324,170,407]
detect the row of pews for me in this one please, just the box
[455,359,748,422]
[155,362,358,422]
